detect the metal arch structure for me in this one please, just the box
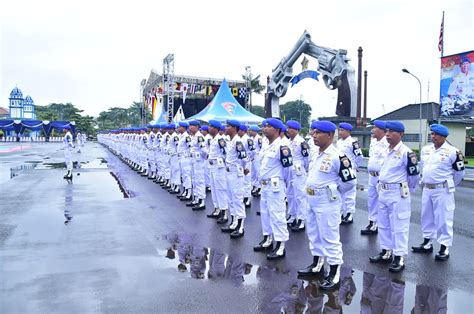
[266,30,357,118]
[163,54,175,123]
[244,66,252,110]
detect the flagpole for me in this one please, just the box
[438,11,444,123]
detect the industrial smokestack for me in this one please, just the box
[363,70,368,125]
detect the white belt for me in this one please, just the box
[379,182,402,190]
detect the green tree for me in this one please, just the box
[280,100,312,129]
[250,105,265,117]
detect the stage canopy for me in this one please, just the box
[0,119,75,136]
[187,79,264,124]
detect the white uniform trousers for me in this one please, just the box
[64,149,73,170]
[306,191,343,265]
[377,188,411,256]
[367,175,380,222]
[210,163,228,210]
[287,169,308,220]
[259,181,289,242]
[162,155,171,180]
[421,187,455,246]
[170,155,181,185]
[340,177,357,215]
[361,274,405,314]
[192,159,206,199]
[179,157,192,189]
[251,158,261,189]
[243,163,252,198]
[205,163,211,187]
[226,169,245,218]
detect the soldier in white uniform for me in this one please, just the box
[336,122,363,224]
[249,125,263,197]
[253,118,292,260]
[200,125,212,192]
[62,126,75,180]
[369,121,420,272]
[412,124,465,261]
[175,122,192,198]
[362,120,389,235]
[187,120,207,210]
[297,121,356,290]
[237,124,253,208]
[205,120,229,221]
[167,124,181,194]
[285,120,310,232]
[159,125,172,189]
[221,119,248,238]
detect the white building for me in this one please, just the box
[8,87,36,120]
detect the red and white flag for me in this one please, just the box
[438,12,444,53]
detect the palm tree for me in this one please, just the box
[242,72,265,111]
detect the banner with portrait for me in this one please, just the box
[439,50,474,117]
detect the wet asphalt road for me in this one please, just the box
[1,142,473,313]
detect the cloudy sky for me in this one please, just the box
[0,0,472,120]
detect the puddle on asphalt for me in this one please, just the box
[9,161,41,178]
[159,232,473,313]
[40,158,108,170]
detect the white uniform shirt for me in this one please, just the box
[336,135,363,169]
[190,131,206,160]
[259,137,288,181]
[289,134,309,170]
[226,135,247,168]
[63,131,74,150]
[177,131,190,156]
[208,134,226,160]
[167,132,179,155]
[420,142,465,185]
[367,136,389,172]
[379,141,419,189]
[306,144,344,188]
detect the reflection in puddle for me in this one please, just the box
[10,162,41,178]
[161,232,473,313]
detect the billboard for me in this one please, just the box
[439,50,474,117]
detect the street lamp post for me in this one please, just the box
[402,68,423,153]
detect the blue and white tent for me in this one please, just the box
[187,79,264,124]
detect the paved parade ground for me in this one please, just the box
[1,142,474,313]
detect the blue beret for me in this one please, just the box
[188,119,200,126]
[373,120,386,130]
[209,119,222,129]
[311,120,337,133]
[249,125,261,132]
[339,122,353,131]
[386,121,405,132]
[178,121,189,128]
[63,125,71,130]
[226,119,241,128]
[461,56,471,64]
[262,119,268,126]
[266,118,285,130]
[286,120,301,130]
[167,123,176,129]
[430,124,449,137]
[220,125,226,131]
[200,125,209,131]
[239,124,248,132]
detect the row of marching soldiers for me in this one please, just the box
[97,117,465,291]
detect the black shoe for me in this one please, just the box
[192,200,206,211]
[207,208,220,218]
[206,186,211,192]
[297,256,324,277]
[286,215,295,226]
[435,245,450,261]
[290,220,305,232]
[181,195,193,202]
[221,221,237,233]
[389,256,405,272]
[253,236,272,252]
[412,238,433,253]
[216,210,228,224]
[230,219,244,238]
[319,265,340,290]
[186,200,198,207]
[267,242,285,260]
[361,221,378,235]
[243,197,251,208]
[369,249,393,263]
[340,213,353,225]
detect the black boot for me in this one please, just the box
[319,264,340,290]
[340,213,353,225]
[361,221,378,235]
[286,215,295,226]
[267,241,285,260]
[63,170,73,180]
[435,245,450,261]
[243,197,251,208]
[290,219,305,232]
[186,197,198,207]
[253,235,272,252]
[216,210,228,224]
[389,256,405,272]
[412,238,433,253]
[221,216,237,233]
[230,219,244,238]
[192,199,206,211]
[180,190,192,201]
[369,249,393,263]
[207,207,220,218]
[297,256,324,277]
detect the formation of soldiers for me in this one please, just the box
[97,118,465,291]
